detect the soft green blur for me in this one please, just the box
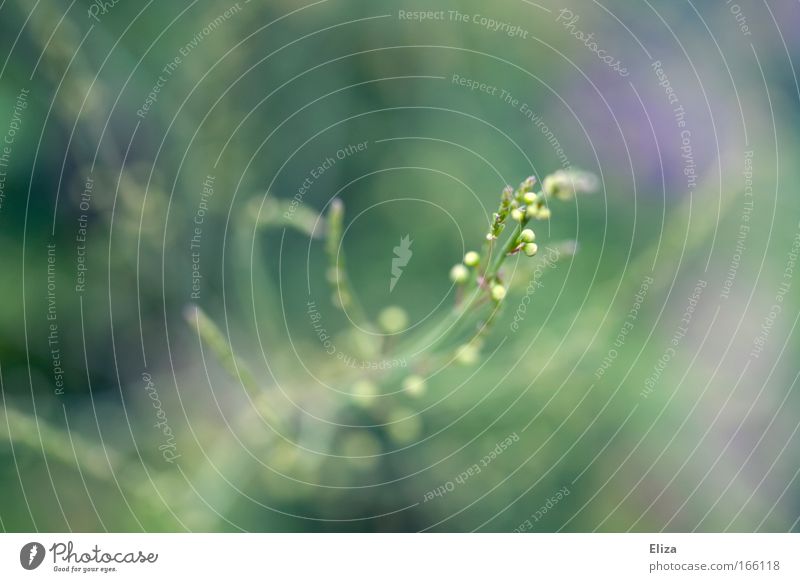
[0,0,798,532]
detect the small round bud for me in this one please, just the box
[351,380,378,407]
[519,228,536,243]
[402,375,426,397]
[537,206,552,220]
[450,263,469,283]
[523,191,538,205]
[511,208,525,222]
[525,204,539,219]
[463,251,480,267]
[455,343,480,365]
[491,284,507,302]
[378,306,408,333]
[542,174,557,197]
[524,243,539,257]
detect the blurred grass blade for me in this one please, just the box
[1,405,120,481]
[183,304,282,428]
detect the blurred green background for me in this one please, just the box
[0,0,798,532]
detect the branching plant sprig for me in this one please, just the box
[184,169,596,432]
[445,170,597,362]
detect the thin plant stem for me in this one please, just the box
[325,199,373,329]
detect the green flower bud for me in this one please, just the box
[450,263,469,283]
[402,375,426,397]
[537,206,552,220]
[464,251,480,267]
[378,306,408,333]
[524,242,539,257]
[519,228,536,243]
[511,208,525,223]
[525,204,539,219]
[351,380,378,407]
[491,284,507,301]
[455,343,480,365]
[523,191,538,205]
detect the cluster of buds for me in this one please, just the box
[449,171,597,305]
[507,176,551,223]
[443,170,596,364]
[517,228,539,257]
[450,247,510,303]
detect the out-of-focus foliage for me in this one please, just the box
[0,0,798,532]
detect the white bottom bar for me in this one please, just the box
[1,533,797,580]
